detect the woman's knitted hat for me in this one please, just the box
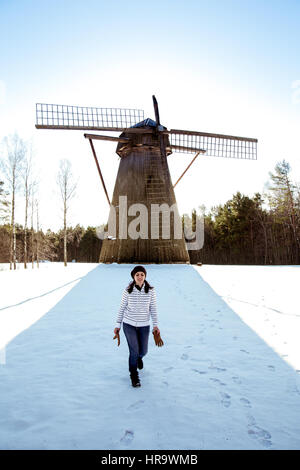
[131,265,147,279]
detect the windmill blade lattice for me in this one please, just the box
[169,130,257,160]
[35,103,144,131]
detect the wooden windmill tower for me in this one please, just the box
[35,96,257,263]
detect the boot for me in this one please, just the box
[130,370,141,387]
[137,357,143,370]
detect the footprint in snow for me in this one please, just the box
[127,400,144,410]
[181,354,189,360]
[247,424,272,448]
[164,367,174,373]
[268,365,275,371]
[246,414,256,426]
[240,349,250,354]
[220,392,231,408]
[210,378,226,386]
[121,430,134,445]
[192,369,207,375]
[232,376,242,384]
[246,414,272,448]
[209,366,227,372]
[240,397,252,408]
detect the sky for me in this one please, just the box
[0,0,300,231]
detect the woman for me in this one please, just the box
[114,265,160,388]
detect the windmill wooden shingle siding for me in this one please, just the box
[35,96,258,264]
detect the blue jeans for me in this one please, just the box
[123,322,150,373]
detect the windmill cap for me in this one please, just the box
[132,118,156,128]
[131,118,165,131]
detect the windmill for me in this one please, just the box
[35,96,257,263]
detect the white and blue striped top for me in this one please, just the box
[116,284,158,328]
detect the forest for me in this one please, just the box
[1,134,299,267]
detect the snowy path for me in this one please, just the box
[0,263,300,450]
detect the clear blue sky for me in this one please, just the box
[1,0,300,230]
[1,0,299,99]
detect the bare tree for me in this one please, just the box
[31,185,35,268]
[0,180,10,224]
[0,134,26,269]
[57,159,77,266]
[35,199,40,269]
[21,142,34,269]
[29,181,38,268]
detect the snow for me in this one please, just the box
[0,262,300,450]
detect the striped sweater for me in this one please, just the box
[116,284,158,328]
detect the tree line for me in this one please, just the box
[187,160,300,265]
[1,133,299,266]
[0,223,102,264]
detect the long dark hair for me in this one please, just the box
[127,279,153,294]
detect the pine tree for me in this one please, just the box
[253,193,269,264]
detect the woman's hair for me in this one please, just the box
[127,279,153,294]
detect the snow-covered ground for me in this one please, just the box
[0,262,299,450]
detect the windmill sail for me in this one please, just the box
[35,103,144,131]
[168,129,257,159]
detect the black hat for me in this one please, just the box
[131,265,147,279]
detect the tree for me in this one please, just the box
[31,184,35,268]
[0,181,10,262]
[21,143,34,269]
[253,193,269,265]
[57,159,77,266]
[211,192,260,264]
[0,134,26,269]
[79,226,102,262]
[29,181,39,268]
[43,229,59,261]
[0,180,10,223]
[35,199,40,268]
[267,160,300,263]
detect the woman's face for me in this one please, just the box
[134,271,145,286]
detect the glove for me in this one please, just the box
[113,330,120,346]
[152,330,164,347]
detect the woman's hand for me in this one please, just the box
[153,326,160,334]
[114,327,120,335]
